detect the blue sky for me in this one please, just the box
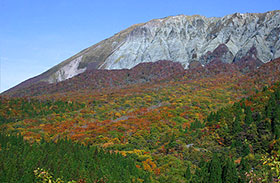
[1,0,279,92]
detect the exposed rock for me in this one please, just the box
[3,10,280,94]
[4,60,184,97]
[48,56,86,83]
[101,11,280,70]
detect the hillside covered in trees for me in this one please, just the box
[1,58,280,182]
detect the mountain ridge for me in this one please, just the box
[4,56,280,97]
[3,10,280,94]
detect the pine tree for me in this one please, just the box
[267,94,276,119]
[233,114,242,134]
[274,106,280,139]
[184,126,188,133]
[240,99,246,109]
[245,107,253,125]
[194,161,209,183]
[275,126,280,139]
[266,102,273,119]
[270,96,280,135]
[275,88,280,100]
[242,143,250,157]
[208,154,222,183]
[239,158,250,182]
[255,112,262,125]
[234,102,243,114]
[207,112,215,126]
[184,164,192,182]
[201,163,209,183]
[222,158,238,183]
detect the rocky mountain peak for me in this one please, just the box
[100,10,280,70]
[3,10,280,94]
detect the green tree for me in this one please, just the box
[184,164,192,182]
[233,114,242,134]
[194,161,209,183]
[208,154,222,183]
[222,158,238,183]
[245,107,253,125]
[239,158,250,182]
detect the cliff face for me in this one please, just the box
[3,10,280,93]
[101,11,280,70]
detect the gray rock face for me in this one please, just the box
[8,11,280,87]
[100,11,280,70]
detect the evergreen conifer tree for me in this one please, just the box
[245,107,253,125]
[233,114,242,134]
[242,143,250,156]
[239,158,250,182]
[222,158,238,183]
[256,112,262,125]
[266,102,273,119]
[194,161,209,183]
[234,102,243,115]
[274,105,280,138]
[208,154,222,183]
[184,164,192,182]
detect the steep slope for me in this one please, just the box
[2,63,280,182]
[4,56,280,98]
[102,11,280,69]
[4,60,184,97]
[249,57,280,84]
[3,10,280,94]
[3,24,142,93]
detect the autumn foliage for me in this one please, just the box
[1,58,280,182]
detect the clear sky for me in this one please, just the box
[1,0,279,92]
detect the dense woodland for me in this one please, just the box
[1,58,280,182]
[0,133,150,182]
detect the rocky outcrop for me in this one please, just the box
[48,56,86,83]
[101,11,280,70]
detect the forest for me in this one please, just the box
[1,59,280,182]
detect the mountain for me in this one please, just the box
[2,57,280,182]
[2,10,280,183]
[3,10,280,95]
[5,60,185,97]
[4,56,280,97]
